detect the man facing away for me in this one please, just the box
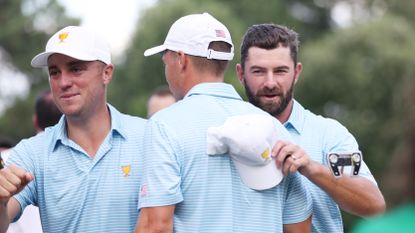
[135,13,312,233]
[0,26,146,233]
[236,23,386,232]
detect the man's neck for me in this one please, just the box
[66,105,111,158]
[275,100,294,124]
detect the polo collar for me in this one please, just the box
[284,100,305,135]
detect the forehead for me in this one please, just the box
[48,53,79,64]
[47,54,96,69]
[245,46,293,67]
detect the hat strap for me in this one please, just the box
[206,49,234,61]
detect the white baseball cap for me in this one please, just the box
[207,114,292,190]
[31,26,111,67]
[144,12,234,61]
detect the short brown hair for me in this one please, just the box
[240,24,299,70]
[189,41,231,77]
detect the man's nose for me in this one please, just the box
[58,72,72,88]
[263,71,277,88]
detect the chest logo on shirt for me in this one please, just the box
[121,165,131,176]
[140,184,148,197]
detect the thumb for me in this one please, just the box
[22,172,34,186]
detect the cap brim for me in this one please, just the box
[233,158,283,190]
[144,45,167,57]
[31,48,100,68]
[31,52,55,68]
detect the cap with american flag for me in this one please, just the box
[144,12,234,61]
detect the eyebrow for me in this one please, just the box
[250,64,290,70]
[68,60,90,67]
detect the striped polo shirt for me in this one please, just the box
[285,100,377,233]
[139,83,312,233]
[7,105,146,233]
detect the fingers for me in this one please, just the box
[0,165,33,204]
[282,151,303,176]
[272,141,310,176]
[272,141,298,168]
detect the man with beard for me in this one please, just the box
[236,23,386,232]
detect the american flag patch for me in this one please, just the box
[215,29,226,38]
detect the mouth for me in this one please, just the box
[261,94,279,101]
[60,93,79,100]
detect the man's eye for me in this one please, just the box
[275,69,287,74]
[71,66,85,74]
[49,70,58,77]
[72,67,81,72]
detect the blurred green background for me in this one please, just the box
[1,0,414,231]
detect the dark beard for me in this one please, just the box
[244,79,294,117]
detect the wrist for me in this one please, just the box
[299,160,321,177]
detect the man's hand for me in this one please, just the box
[271,140,312,176]
[0,165,33,206]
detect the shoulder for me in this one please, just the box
[301,107,350,134]
[7,131,53,166]
[120,113,147,127]
[110,105,147,130]
[16,130,54,149]
[295,103,358,149]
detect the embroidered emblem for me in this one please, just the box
[58,32,69,43]
[261,148,270,161]
[121,165,131,176]
[140,184,148,197]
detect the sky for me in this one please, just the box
[57,0,157,57]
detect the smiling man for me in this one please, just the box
[0,26,146,233]
[236,23,386,232]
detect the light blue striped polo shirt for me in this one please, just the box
[285,100,377,233]
[7,105,146,233]
[138,83,312,233]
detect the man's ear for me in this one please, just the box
[294,62,302,85]
[236,63,245,86]
[103,64,114,84]
[177,51,187,71]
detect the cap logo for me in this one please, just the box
[261,148,271,161]
[215,29,226,38]
[58,32,69,43]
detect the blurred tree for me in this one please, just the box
[296,15,415,230]
[383,0,415,22]
[0,0,79,141]
[0,0,79,82]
